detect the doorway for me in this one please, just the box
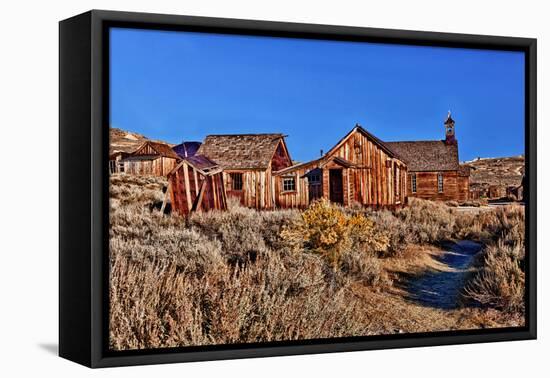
[329,169,344,204]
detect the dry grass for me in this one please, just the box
[109,174,525,350]
[461,205,525,314]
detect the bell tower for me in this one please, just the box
[444,111,456,145]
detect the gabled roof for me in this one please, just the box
[273,158,321,175]
[172,141,202,159]
[133,141,180,159]
[324,124,401,160]
[197,133,287,170]
[385,141,459,171]
[274,125,402,176]
[109,151,130,160]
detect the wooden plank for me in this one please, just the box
[193,167,199,194]
[191,180,206,212]
[182,162,193,212]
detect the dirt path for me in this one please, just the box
[406,240,482,309]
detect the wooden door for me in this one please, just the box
[329,169,344,204]
[308,169,323,204]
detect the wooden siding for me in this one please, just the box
[457,175,470,202]
[218,139,292,210]
[273,129,407,208]
[407,171,469,202]
[168,161,227,216]
[224,168,274,209]
[122,156,179,176]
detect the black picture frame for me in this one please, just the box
[59,9,537,368]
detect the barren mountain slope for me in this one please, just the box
[110,128,174,155]
[467,155,524,186]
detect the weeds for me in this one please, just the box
[108,174,525,350]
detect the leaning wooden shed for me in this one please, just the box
[121,141,180,176]
[167,155,227,216]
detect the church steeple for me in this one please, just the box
[444,111,456,145]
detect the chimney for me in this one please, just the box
[444,111,457,145]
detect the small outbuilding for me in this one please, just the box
[167,155,227,216]
[196,133,293,209]
[109,151,130,174]
[121,141,180,176]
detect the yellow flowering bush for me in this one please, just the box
[282,199,389,269]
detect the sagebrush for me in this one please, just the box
[109,174,525,350]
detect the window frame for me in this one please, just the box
[308,174,321,184]
[411,173,417,193]
[282,175,297,192]
[437,172,444,193]
[229,172,243,191]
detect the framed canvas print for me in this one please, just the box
[59,10,537,368]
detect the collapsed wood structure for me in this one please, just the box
[167,155,227,216]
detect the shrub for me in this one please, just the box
[369,210,412,257]
[282,199,389,270]
[395,198,455,244]
[463,241,525,313]
[461,205,525,314]
[341,249,385,287]
[348,214,390,254]
[282,199,352,269]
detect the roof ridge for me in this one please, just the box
[205,133,284,137]
[385,140,446,144]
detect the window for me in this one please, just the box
[437,173,444,193]
[411,173,417,193]
[230,172,243,191]
[394,166,400,197]
[309,174,321,184]
[282,176,296,192]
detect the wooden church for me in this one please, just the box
[385,113,471,202]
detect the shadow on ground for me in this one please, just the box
[405,240,482,310]
[38,343,58,356]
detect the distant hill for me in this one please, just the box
[466,155,524,187]
[110,128,173,155]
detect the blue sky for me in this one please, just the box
[110,28,525,162]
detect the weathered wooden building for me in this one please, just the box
[469,182,489,200]
[196,134,293,209]
[385,113,470,202]
[167,155,227,216]
[121,141,180,176]
[488,185,507,199]
[109,151,130,174]
[272,125,408,208]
